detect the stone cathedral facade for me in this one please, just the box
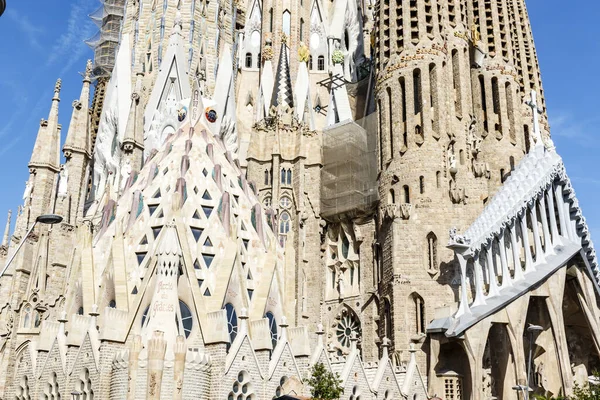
[0,0,598,399]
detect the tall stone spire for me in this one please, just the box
[63,60,92,158]
[23,79,63,226]
[59,60,93,225]
[29,79,62,173]
[121,68,145,171]
[2,210,11,246]
[270,39,294,113]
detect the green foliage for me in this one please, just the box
[307,363,344,400]
[571,378,600,400]
[534,372,600,400]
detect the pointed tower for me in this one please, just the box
[26,79,62,226]
[61,60,93,225]
[141,224,182,350]
[121,69,145,172]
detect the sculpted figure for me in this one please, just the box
[58,167,69,197]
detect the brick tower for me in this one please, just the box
[373,0,551,369]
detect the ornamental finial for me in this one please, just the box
[298,42,310,63]
[525,90,543,150]
[54,79,62,95]
[85,60,93,80]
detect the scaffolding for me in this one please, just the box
[321,113,379,221]
[85,0,126,78]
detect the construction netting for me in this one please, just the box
[86,0,126,77]
[321,112,379,220]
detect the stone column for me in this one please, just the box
[127,335,142,400]
[472,253,486,307]
[519,213,534,273]
[485,242,500,298]
[554,183,568,240]
[173,335,186,400]
[546,186,561,246]
[529,201,545,265]
[509,223,524,281]
[498,233,512,289]
[146,331,167,400]
[538,193,553,256]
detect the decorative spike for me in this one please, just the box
[2,210,11,246]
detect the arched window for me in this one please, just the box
[349,386,361,400]
[274,376,288,398]
[245,53,252,68]
[264,196,272,207]
[427,232,438,271]
[309,55,313,70]
[436,171,441,188]
[78,368,94,400]
[459,149,465,165]
[45,372,60,400]
[350,265,356,286]
[279,196,291,209]
[16,376,30,400]
[265,312,278,349]
[225,303,238,344]
[229,371,254,400]
[286,169,292,185]
[22,304,32,328]
[419,176,425,194]
[389,189,395,204]
[280,168,286,184]
[256,52,261,67]
[282,10,291,36]
[413,69,422,115]
[279,212,291,247]
[108,300,116,308]
[264,169,269,185]
[412,294,425,334]
[524,125,531,153]
[384,300,392,340]
[317,56,325,71]
[178,300,193,338]
[403,185,410,204]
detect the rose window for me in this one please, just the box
[336,312,361,348]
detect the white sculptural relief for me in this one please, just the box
[58,167,69,198]
[219,115,239,156]
[144,87,189,161]
[22,179,33,203]
[92,76,121,201]
[120,160,132,192]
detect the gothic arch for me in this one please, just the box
[523,295,563,396]
[408,293,426,335]
[561,272,600,389]
[435,341,472,399]
[482,323,518,399]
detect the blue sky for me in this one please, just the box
[0,1,598,240]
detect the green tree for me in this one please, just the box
[571,374,600,400]
[306,363,344,400]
